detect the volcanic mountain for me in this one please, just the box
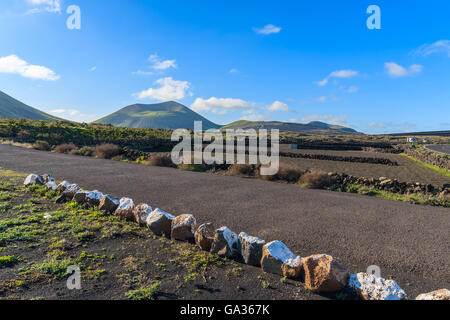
[0,90,63,121]
[94,101,220,130]
[222,120,360,135]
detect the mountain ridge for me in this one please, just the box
[94,101,221,130]
[0,90,63,121]
[222,120,360,135]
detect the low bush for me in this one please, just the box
[145,154,174,167]
[228,164,254,176]
[178,164,208,172]
[256,163,304,183]
[94,143,121,159]
[54,143,78,154]
[33,140,51,151]
[74,146,96,157]
[299,170,334,189]
[275,164,304,183]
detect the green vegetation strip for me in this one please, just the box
[336,183,450,207]
[400,153,450,178]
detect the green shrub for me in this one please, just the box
[125,282,161,300]
[0,255,21,268]
[75,146,95,157]
[33,140,51,151]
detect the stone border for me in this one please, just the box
[279,152,399,166]
[23,173,449,301]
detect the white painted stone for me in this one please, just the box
[264,240,297,262]
[86,190,104,206]
[416,289,450,300]
[348,273,408,300]
[57,181,71,192]
[134,203,153,225]
[238,232,266,266]
[24,174,44,186]
[211,227,240,258]
[46,181,58,191]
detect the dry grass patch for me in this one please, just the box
[54,143,78,154]
[299,170,334,189]
[94,143,121,159]
[228,164,254,176]
[144,154,174,167]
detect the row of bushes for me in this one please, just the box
[0,118,174,151]
[33,141,121,159]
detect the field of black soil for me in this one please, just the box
[279,145,450,186]
[0,169,326,301]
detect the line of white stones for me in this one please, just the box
[23,173,449,301]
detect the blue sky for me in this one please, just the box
[0,0,449,133]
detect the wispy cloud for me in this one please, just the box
[412,40,450,58]
[241,109,266,121]
[316,69,358,86]
[26,0,61,14]
[50,109,80,116]
[384,62,423,78]
[0,54,60,81]
[292,114,349,126]
[229,68,239,74]
[149,53,177,70]
[132,70,154,76]
[135,77,190,101]
[47,108,99,123]
[369,121,417,131]
[253,24,282,35]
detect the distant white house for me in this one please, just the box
[422,139,429,144]
[407,138,419,143]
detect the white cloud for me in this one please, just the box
[384,62,423,78]
[369,121,417,132]
[241,110,266,121]
[295,114,349,126]
[90,66,97,72]
[50,109,80,116]
[0,54,60,81]
[47,108,99,123]
[317,96,327,103]
[254,24,282,35]
[316,69,358,86]
[149,53,177,70]
[413,40,450,58]
[191,97,250,114]
[229,68,239,74]
[267,101,289,112]
[369,122,386,129]
[346,86,359,93]
[27,0,61,13]
[136,77,190,101]
[132,70,154,76]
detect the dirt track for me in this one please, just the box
[0,144,449,298]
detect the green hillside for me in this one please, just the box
[0,90,63,121]
[94,101,220,130]
[222,120,360,135]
